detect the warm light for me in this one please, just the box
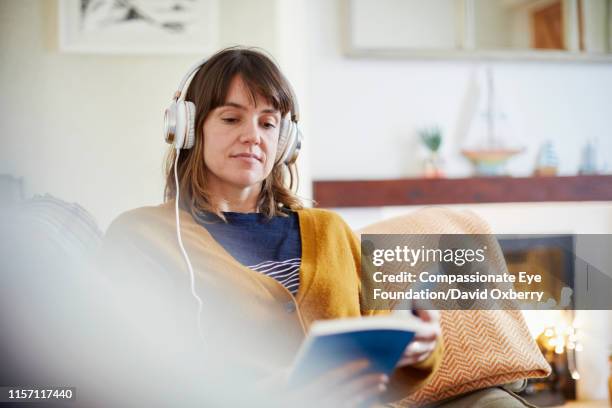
[533,315,581,379]
[556,322,568,336]
[522,310,564,338]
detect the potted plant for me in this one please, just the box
[419,126,444,178]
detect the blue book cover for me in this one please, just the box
[288,316,426,386]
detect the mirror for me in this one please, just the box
[346,0,612,60]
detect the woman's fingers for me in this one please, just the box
[406,340,436,354]
[320,359,370,387]
[295,360,389,408]
[343,381,388,408]
[299,359,369,398]
[415,309,433,322]
[323,372,388,408]
[414,309,440,324]
[413,332,438,342]
[413,310,441,341]
[396,350,432,366]
[396,339,438,367]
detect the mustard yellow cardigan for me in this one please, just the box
[99,201,443,405]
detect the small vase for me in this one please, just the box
[423,152,444,178]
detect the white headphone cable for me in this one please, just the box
[174,148,204,341]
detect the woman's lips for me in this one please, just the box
[231,153,262,163]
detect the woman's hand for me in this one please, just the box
[395,309,441,367]
[274,359,390,408]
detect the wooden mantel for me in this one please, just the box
[312,175,612,208]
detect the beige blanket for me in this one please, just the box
[358,207,551,407]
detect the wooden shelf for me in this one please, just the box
[313,175,612,207]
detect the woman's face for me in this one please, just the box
[202,75,281,192]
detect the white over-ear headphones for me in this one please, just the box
[163,56,303,165]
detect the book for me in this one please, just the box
[287,315,429,386]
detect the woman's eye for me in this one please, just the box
[222,118,238,124]
[263,122,276,129]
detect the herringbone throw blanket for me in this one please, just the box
[358,208,551,407]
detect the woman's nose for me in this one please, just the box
[239,118,261,144]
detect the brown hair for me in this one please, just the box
[164,46,303,221]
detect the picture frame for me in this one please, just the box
[58,0,218,54]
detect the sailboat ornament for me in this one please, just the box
[461,67,524,176]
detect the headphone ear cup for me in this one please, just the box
[276,114,291,163]
[174,101,187,149]
[276,114,302,165]
[164,101,179,146]
[165,100,196,149]
[184,101,196,149]
[284,123,302,165]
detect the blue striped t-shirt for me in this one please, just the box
[197,210,301,296]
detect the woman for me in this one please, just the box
[100,46,442,407]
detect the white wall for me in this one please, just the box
[305,0,612,182]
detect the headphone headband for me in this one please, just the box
[173,57,211,102]
[175,57,300,119]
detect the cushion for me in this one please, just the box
[357,207,551,407]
